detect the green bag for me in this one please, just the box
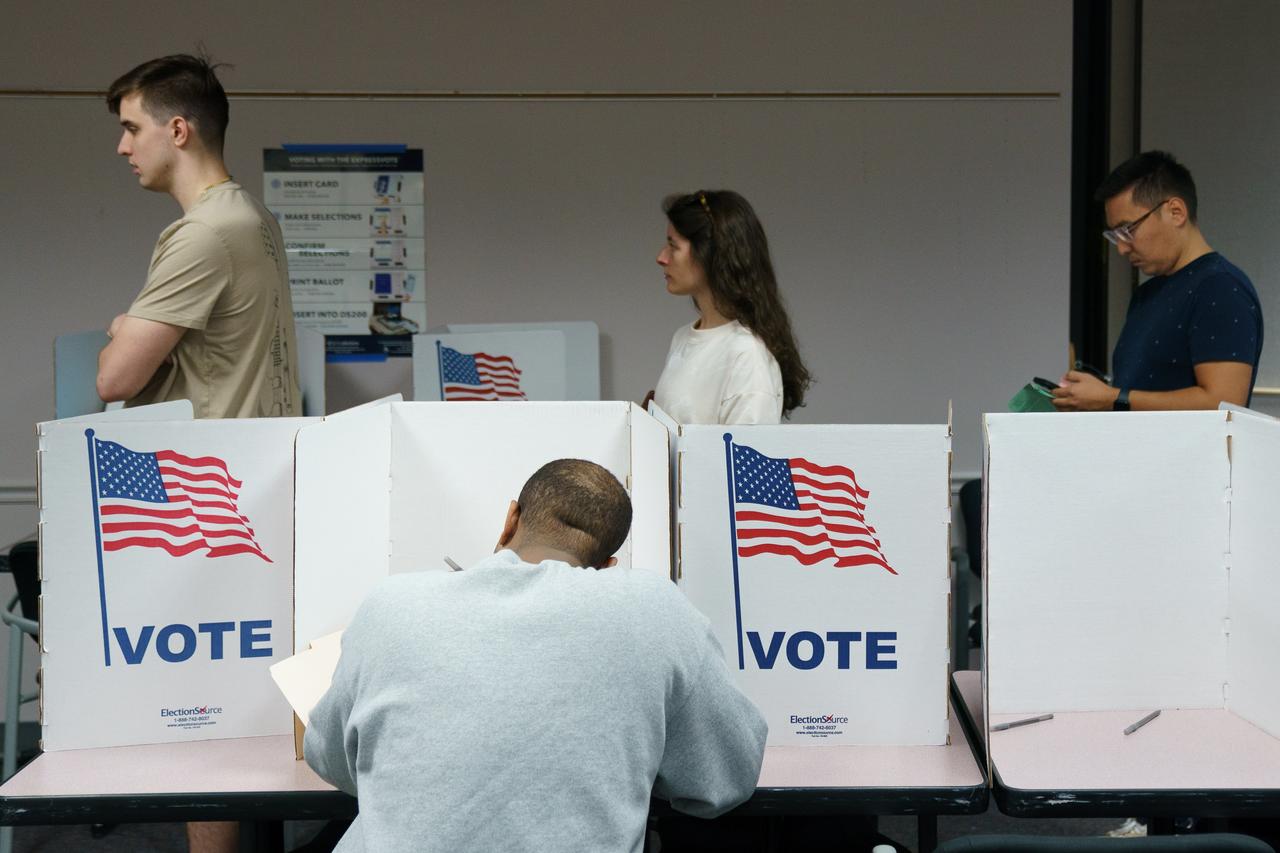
[1008,382,1057,413]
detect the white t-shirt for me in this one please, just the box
[653,320,784,424]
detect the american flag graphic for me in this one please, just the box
[730,440,896,574]
[92,438,271,562]
[438,345,527,401]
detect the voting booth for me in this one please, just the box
[293,400,670,650]
[666,407,954,747]
[411,331,568,401]
[37,404,318,750]
[983,410,1280,785]
[421,321,600,401]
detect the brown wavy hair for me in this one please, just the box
[664,189,811,416]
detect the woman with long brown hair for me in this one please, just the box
[651,189,810,424]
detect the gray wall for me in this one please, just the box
[0,1,1074,714]
[1139,0,1280,413]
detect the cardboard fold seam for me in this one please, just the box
[675,522,683,581]
[36,521,45,583]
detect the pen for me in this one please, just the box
[1074,360,1113,384]
[991,713,1054,732]
[443,556,463,572]
[1123,710,1160,736]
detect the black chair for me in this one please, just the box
[956,478,983,652]
[934,833,1275,853]
[1,540,39,853]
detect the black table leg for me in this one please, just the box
[917,814,938,852]
[240,820,284,853]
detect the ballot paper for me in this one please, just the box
[269,630,345,728]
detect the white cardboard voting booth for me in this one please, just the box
[293,400,670,650]
[426,321,601,400]
[38,404,318,750]
[671,414,953,747]
[411,331,567,401]
[53,330,111,419]
[983,411,1280,777]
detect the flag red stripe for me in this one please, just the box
[165,482,238,499]
[155,450,243,488]
[796,501,864,522]
[104,537,209,557]
[794,489,866,511]
[157,466,237,490]
[788,457,857,482]
[102,521,257,542]
[736,527,881,548]
[737,543,896,573]
[472,352,517,366]
[207,543,272,561]
[790,473,865,499]
[163,495,240,512]
[100,505,251,526]
[735,510,877,537]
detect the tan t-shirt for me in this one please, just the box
[126,181,301,418]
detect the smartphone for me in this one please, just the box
[1032,377,1060,393]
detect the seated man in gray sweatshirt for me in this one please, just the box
[304,458,768,853]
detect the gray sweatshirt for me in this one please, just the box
[305,550,768,852]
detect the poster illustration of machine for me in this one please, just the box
[264,148,426,347]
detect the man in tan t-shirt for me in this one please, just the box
[97,53,299,853]
[97,54,300,419]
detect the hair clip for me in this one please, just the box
[698,192,711,214]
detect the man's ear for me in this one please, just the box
[494,500,520,552]
[1165,196,1190,227]
[169,116,193,149]
[602,556,618,569]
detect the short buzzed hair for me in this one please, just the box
[107,54,230,154]
[1095,150,1199,223]
[517,460,632,568]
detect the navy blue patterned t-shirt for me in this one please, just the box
[1112,252,1263,404]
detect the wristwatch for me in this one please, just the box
[1112,387,1131,411]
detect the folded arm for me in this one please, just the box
[96,315,186,402]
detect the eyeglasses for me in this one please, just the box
[1102,199,1168,246]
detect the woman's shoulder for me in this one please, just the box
[723,321,776,360]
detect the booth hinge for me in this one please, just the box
[35,451,44,511]
[1223,681,1230,703]
[676,451,685,510]
[625,473,633,493]
[675,522,683,581]
[1222,617,1231,638]
[36,521,45,581]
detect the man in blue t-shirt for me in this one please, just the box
[1054,150,1263,411]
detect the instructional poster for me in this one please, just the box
[264,148,426,358]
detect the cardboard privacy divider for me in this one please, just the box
[411,331,567,402]
[293,400,670,653]
[37,404,319,751]
[53,330,111,419]
[983,410,1280,783]
[668,407,953,746]
[296,325,327,416]
[427,321,601,400]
